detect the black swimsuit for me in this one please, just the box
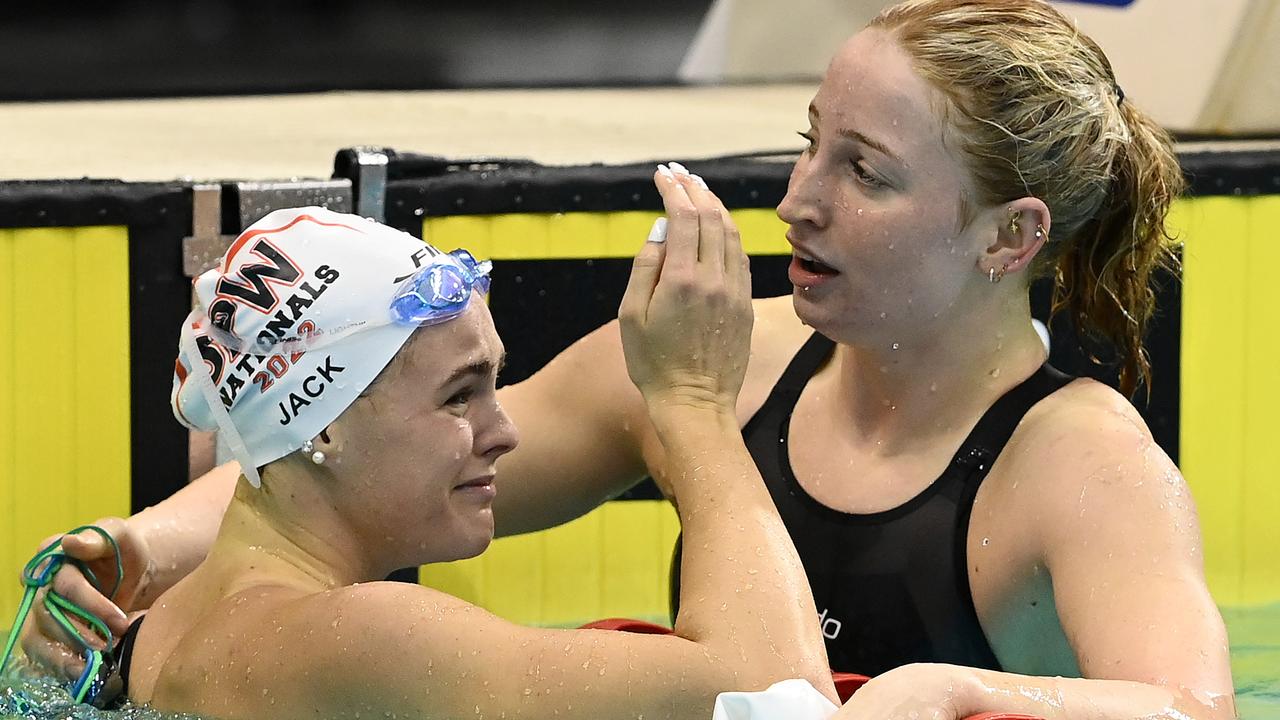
[673,332,1074,675]
[112,615,145,697]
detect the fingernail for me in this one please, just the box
[656,164,675,180]
[668,161,690,176]
[689,174,709,191]
[646,217,668,244]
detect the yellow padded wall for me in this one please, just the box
[425,208,791,259]
[1178,195,1280,606]
[0,226,132,624]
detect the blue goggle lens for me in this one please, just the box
[390,249,492,326]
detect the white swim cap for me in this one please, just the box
[171,207,487,488]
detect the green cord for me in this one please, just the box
[0,525,124,704]
[0,587,37,676]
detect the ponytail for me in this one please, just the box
[1051,104,1184,397]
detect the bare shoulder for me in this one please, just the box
[992,378,1196,555]
[750,294,810,361]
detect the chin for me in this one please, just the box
[455,513,496,560]
[791,291,878,346]
[791,291,839,334]
[454,531,494,561]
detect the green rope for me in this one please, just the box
[0,525,124,704]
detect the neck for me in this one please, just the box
[827,294,1047,455]
[206,473,388,591]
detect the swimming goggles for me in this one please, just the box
[0,525,123,705]
[390,248,492,326]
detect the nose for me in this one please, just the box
[478,399,520,461]
[776,153,826,229]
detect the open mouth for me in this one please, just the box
[797,254,839,276]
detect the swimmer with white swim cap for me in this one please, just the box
[109,191,836,718]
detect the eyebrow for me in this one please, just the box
[810,103,903,165]
[443,352,506,386]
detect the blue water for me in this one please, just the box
[4,604,1278,719]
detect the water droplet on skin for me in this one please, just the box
[891,343,900,350]
[856,208,864,216]
[929,383,938,392]
[879,312,887,319]
[990,368,1001,378]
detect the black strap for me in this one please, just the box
[741,332,834,437]
[112,615,145,696]
[948,364,1075,472]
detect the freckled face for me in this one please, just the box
[332,299,519,567]
[777,28,990,346]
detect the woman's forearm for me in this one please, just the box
[126,461,240,606]
[961,668,1234,720]
[652,404,837,701]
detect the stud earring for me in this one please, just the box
[1035,224,1046,240]
[311,451,326,465]
[301,440,314,454]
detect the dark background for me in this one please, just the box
[1,0,715,101]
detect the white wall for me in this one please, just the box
[679,0,1280,134]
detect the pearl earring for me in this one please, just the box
[311,451,326,465]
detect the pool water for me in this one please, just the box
[4,604,1278,719]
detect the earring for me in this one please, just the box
[989,267,999,284]
[301,440,314,454]
[311,451,327,465]
[1035,224,1046,240]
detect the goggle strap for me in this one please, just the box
[180,319,262,488]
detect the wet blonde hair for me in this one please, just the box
[871,0,1183,396]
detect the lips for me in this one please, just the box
[787,236,839,276]
[456,476,494,490]
[787,236,840,288]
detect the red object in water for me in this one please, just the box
[579,619,1045,720]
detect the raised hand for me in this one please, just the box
[618,163,753,418]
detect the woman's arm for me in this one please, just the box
[20,462,238,675]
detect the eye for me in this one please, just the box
[850,160,883,188]
[445,387,474,408]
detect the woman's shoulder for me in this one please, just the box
[987,375,1189,546]
[1014,375,1157,453]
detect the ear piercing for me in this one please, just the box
[300,439,326,465]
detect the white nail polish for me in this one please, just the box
[656,164,675,180]
[689,174,709,190]
[669,161,690,176]
[646,217,668,244]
